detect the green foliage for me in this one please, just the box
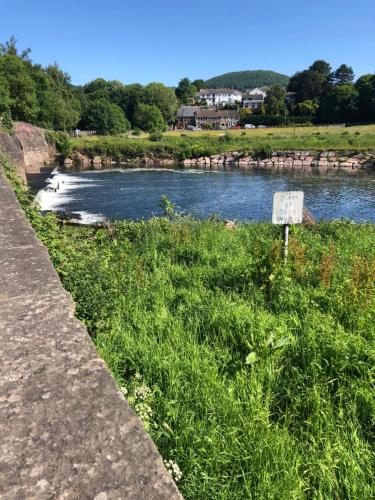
[252,143,273,159]
[149,131,163,142]
[133,103,166,132]
[205,70,290,90]
[46,131,73,156]
[175,78,197,105]
[264,84,287,115]
[70,125,375,163]
[144,82,178,123]
[81,100,130,135]
[331,64,355,85]
[319,84,359,123]
[5,160,375,499]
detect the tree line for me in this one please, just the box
[0,38,178,134]
[1,38,374,134]
[176,61,375,125]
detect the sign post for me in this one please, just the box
[272,191,304,262]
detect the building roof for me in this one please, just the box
[248,87,266,96]
[198,88,243,97]
[196,109,239,119]
[177,106,200,118]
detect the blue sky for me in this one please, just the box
[1,0,374,86]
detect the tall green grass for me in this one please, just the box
[44,218,374,499]
[4,158,374,498]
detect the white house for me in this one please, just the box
[197,88,243,107]
[243,88,267,111]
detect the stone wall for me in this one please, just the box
[0,167,181,499]
[183,151,375,170]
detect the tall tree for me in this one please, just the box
[355,74,375,121]
[80,100,130,134]
[0,54,39,122]
[144,82,178,122]
[318,84,358,123]
[175,78,197,104]
[133,103,166,132]
[309,60,332,78]
[264,84,286,115]
[331,64,354,85]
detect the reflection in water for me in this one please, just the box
[35,166,375,223]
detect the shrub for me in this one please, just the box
[46,131,72,156]
[252,143,273,160]
[149,131,163,142]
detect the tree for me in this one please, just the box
[264,84,286,115]
[309,60,332,78]
[331,64,354,85]
[111,83,146,124]
[0,54,39,122]
[144,82,178,122]
[318,84,358,123]
[80,100,130,134]
[175,78,197,104]
[294,99,319,117]
[355,74,375,121]
[192,79,205,91]
[288,69,327,102]
[0,75,12,129]
[133,103,166,132]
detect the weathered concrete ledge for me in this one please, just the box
[0,169,181,499]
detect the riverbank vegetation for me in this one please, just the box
[3,157,374,498]
[1,38,375,136]
[70,124,375,161]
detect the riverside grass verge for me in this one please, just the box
[2,156,375,499]
[70,124,375,161]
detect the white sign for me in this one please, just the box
[272,191,304,225]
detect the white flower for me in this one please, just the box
[163,459,182,482]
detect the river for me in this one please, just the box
[34,165,375,223]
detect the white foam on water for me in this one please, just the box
[35,170,105,223]
[70,211,107,225]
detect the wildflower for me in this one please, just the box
[163,459,182,482]
[134,384,152,401]
[120,386,128,396]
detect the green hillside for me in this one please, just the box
[205,70,290,89]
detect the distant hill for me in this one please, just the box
[205,70,289,90]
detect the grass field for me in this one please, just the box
[70,124,375,161]
[4,156,375,499]
[164,123,375,139]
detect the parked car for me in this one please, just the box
[244,124,255,129]
[257,125,267,128]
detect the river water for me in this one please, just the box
[35,166,375,223]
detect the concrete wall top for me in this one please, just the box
[0,166,181,499]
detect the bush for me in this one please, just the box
[252,143,273,160]
[46,131,72,156]
[149,131,163,142]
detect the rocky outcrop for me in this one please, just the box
[0,122,56,180]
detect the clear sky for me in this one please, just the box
[1,0,374,86]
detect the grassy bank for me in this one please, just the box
[3,158,374,498]
[70,124,375,161]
